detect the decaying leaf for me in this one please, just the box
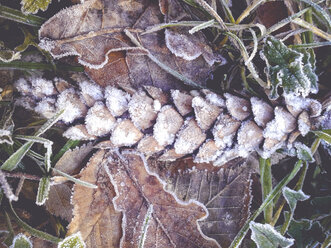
[149,157,254,247]
[67,150,122,247]
[38,0,220,90]
[103,151,220,248]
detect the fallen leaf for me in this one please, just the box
[67,150,122,247]
[104,150,220,248]
[39,0,219,90]
[149,157,254,247]
[45,183,73,222]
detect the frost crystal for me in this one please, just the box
[105,86,130,117]
[224,93,251,120]
[14,78,31,96]
[85,101,116,136]
[63,125,96,140]
[79,80,103,107]
[213,113,241,148]
[35,97,57,118]
[128,91,157,130]
[264,107,296,141]
[174,118,206,154]
[30,77,56,98]
[57,89,87,124]
[205,92,226,107]
[250,97,274,127]
[237,120,263,156]
[111,119,143,146]
[171,90,193,116]
[153,106,184,146]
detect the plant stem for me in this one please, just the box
[229,160,303,248]
[0,61,84,72]
[259,157,273,223]
[0,5,45,27]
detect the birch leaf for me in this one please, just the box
[38,0,219,90]
[261,36,318,99]
[250,222,294,248]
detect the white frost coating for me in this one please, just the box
[103,150,221,248]
[263,107,296,141]
[237,120,263,157]
[79,80,103,102]
[85,101,116,136]
[15,96,36,110]
[9,233,32,248]
[14,78,31,96]
[153,105,183,146]
[56,89,87,124]
[31,77,55,97]
[165,29,202,61]
[205,93,226,107]
[250,222,294,248]
[63,125,95,140]
[284,93,322,117]
[213,147,241,166]
[35,97,57,119]
[57,232,86,248]
[224,93,251,121]
[105,86,131,117]
[153,100,161,112]
[250,97,274,127]
[298,117,310,136]
[110,119,143,146]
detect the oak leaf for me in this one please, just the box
[149,157,254,247]
[67,150,122,247]
[38,0,220,90]
[104,150,220,248]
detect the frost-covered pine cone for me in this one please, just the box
[15,76,323,166]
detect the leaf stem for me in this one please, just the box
[0,5,45,27]
[259,157,273,223]
[229,160,303,248]
[0,61,84,72]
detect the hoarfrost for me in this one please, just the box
[205,92,226,107]
[285,93,322,117]
[31,77,56,98]
[110,119,143,146]
[194,140,222,163]
[79,80,103,106]
[85,101,116,136]
[105,86,131,117]
[128,91,157,130]
[192,96,222,130]
[237,120,263,156]
[153,106,184,146]
[56,89,87,124]
[174,118,206,154]
[14,78,31,96]
[171,89,193,116]
[298,111,311,136]
[224,93,251,120]
[250,97,274,127]
[263,107,296,141]
[35,97,57,118]
[63,125,96,140]
[15,96,36,110]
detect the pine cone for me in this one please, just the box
[15,77,322,166]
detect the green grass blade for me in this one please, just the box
[8,202,62,243]
[0,5,45,27]
[229,160,303,248]
[51,139,80,164]
[1,142,33,171]
[52,168,97,189]
[36,176,51,206]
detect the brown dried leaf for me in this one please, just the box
[39,0,218,90]
[149,157,254,248]
[45,184,73,222]
[104,151,220,248]
[67,150,122,247]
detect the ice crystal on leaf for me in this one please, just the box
[261,36,318,99]
[105,86,130,117]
